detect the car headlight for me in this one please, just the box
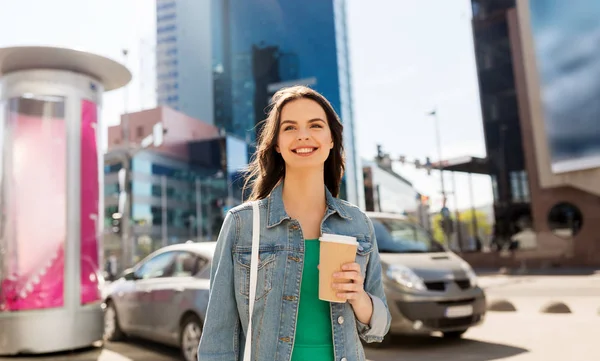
[460,261,478,287]
[386,264,426,291]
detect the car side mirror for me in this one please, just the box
[121,268,137,281]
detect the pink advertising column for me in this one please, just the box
[0,46,131,355]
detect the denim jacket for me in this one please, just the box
[197,183,391,361]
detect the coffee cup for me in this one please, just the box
[318,233,358,303]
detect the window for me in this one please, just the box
[135,252,177,279]
[195,256,210,279]
[105,163,122,174]
[489,97,499,121]
[157,25,176,34]
[157,2,175,11]
[169,252,206,277]
[371,218,444,253]
[157,13,176,22]
[136,126,144,138]
[157,36,177,44]
[548,202,583,239]
[491,175,499,201]
[510,170,530,202]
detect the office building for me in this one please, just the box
[155,0,214,123]
[104,107,247,264]
[155,0,364,208]
[444,0,600,267]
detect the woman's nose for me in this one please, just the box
[297,128,310,140]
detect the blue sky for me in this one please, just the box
[0,0,493,212]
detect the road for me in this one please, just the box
[1,272,598,361]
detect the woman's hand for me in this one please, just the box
[331,262,367,304]
[331,262,373,324]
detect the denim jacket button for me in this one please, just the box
[340,358,347,361]
[337,316,344,324]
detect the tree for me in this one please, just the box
[459,209,491,239]
[431,213,450,244]
[430,209,492,245]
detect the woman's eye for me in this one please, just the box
[284,126,295,131]
[311,124,323,128]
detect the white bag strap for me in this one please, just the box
[243,201,260,361]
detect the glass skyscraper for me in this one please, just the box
[156,0,364,207]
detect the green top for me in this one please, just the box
[291,239,334,361]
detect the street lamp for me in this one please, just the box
[106,122,165,268]
[427,108,447,207]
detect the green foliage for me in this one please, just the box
[431,209,491,244]
[459,209,492,238]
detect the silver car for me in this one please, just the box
[102,241,216,361]
[367,212,486,343]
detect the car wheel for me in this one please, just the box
[103,301,125,342]
[442,329,468,338]
[180,314,203,361]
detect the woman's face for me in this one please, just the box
[276,98,334,172]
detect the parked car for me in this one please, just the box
[103,212,485,358]
[102,241,216,361]
[367,212,486,343]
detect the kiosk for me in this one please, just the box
[0,46,131,354]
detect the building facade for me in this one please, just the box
[463,0,600,267]
[104,107,247,266]
[156,0,364,208]
[470,0,531,241]
[156,0,214,123]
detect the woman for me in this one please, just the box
[197,86,391,361]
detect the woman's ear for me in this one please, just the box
[275,144,281,153]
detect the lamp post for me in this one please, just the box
[427,109,447,207]
[120,48,131,268]
[107,122,165,267]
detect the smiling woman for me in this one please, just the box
[244,86,346,201]
[277,102,334,166]
[197,86,391,361]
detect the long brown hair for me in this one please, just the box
[243,86,345,201]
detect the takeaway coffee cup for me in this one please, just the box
[318,233,358,303]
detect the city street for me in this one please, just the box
[1,272,598,361]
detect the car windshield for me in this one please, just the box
[371,217,445,253]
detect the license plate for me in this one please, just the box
[445,305,473,318]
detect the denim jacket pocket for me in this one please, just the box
[355,234,373,275]
[233,245,278,300]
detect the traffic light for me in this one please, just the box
[438,218,454,235]
[111,213,122,234]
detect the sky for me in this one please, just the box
[0,0,493,213]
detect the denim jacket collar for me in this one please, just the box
[266,182,351,228]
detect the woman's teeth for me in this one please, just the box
[295,148,315,154]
